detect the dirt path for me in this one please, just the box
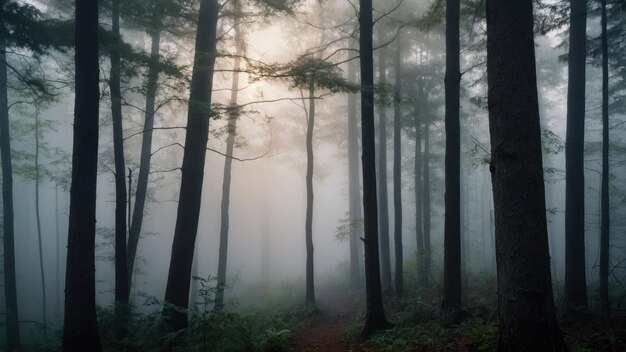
[294,285,359,352]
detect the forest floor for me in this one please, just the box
[294,285,362,352]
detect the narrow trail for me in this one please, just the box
[294,285,360,352]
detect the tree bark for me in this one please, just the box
[360,0,389,336]
[564,0,588,309]
[63,0,102,349]
[486,0,566,350]
[35,110,47,333]
[110,0,130,336]
[347,39,362,288]
[599,0,610,316]
[162,0,219,331]
[443,0,462,309]
[0,25,21,351]
[377,48,393,295]
[393,37,403,298]
[215,3,243,308]
[127,29,161,286]
[305,81,316,303]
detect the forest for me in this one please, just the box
[0,0,625,351]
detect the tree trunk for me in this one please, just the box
[377,48,393,295]
[486,0,566,350]
[0,28,21,351]
[360,0,389,336]
[414,82,424,288]
[35,110,47,333]
[110,0,130,337]
[393,37,403,298]
[599,0,610,316]
[347,39,362,288]
[127,29,161,286]
[564,0,588,309]
[215,4,243,308]
[422,102,431,289]
[305,82,316,303]
[443,0,462,309]
[63,0,102,349]
[162,0,219,331]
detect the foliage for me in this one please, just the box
[334,213,363,242]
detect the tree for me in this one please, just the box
[347,38,362,288]
[162,0,219,331]
[0,7,19,348]
[414,78,424,288]
[599,0,610,315]
[109,0,130,337]
[443,0,462,309]
[63,0,102,349]
[392,35,404,297]
[360,0,389,336]
[564,0,588,309]
[485,0,566,349]
[377,46,393,295]
[215,0,244,309]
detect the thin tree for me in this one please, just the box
[162,0,219,330]
[564,0,588,309]
[392,35,403,297]
[422,101,431,289]
[414,79,424,287]
[599,0,610,315]
[377,46,393,295]
[62,0,102,349]
[443,0,462,309]
[110,0,130,337]
[486,0,566,349]
[347,38,362,288]
[34,107,47,333]
[215,0,244,309]
[0,4,20,347]
[360,0,389,336]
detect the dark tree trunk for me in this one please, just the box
[564,0,588,309]
[414,82,424,288]
[162,0,219,331]
[0,29,21,351]
[377,48,392,295]
[486,0,566,350]
[360,0,389,336]
[422,96,431,289]
[34,111,47,333]
[599,0,610,316]
[110,0,130,336]
[443,0,462,309]
[393,37,403,297]
[305,81,316,303]
[62,0,102,349]
[348,39,362,288]
[127,29,161,285]
[215,5,243,308]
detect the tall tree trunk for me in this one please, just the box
[599,0,610,316]
[360,0,389,336]
[162,0,219,331]
[127,29,161,286]
[0,28,20,351]
[110,0,130,337]
[55,184,61,320]
[35,110,47,333]
[486,0,565,349]
[63,0,101,349]
[215,4,243,308]
[443,0,462,309]
[305,82,316,303]
[414,82,424,288]
[377,48,392,295]
[564,0,588,309]
[422,104,431,289]
[393,37,403,297]
[347,39,362,288]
